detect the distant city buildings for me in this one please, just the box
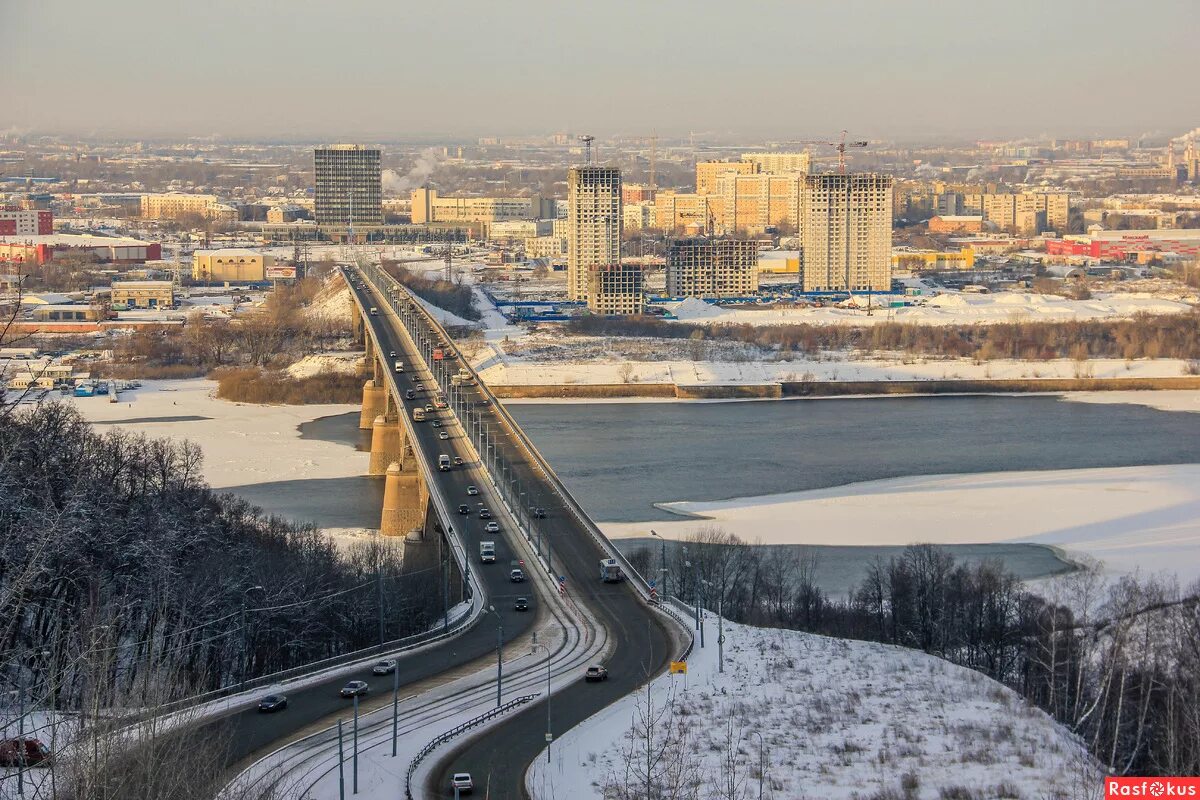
[110,280,174,309]
[566,166,622,306]
[191,248,278,282]
[314,145,382,237]
[799,173,893,292]
[411,188,554,225]
[666,238,761,298]
[140,193,235,222]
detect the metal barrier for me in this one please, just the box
[404,694,538,800]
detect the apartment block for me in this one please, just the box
[715,173,802,235]
[799,173,893,292]
[654,191,712,233]
[587,263,644,315]
[140,193,233,221]
[566,166,622,302]
[666,238,761,298]
[739,152,811,175]
[695,160,757,195]
[314,145,382,232]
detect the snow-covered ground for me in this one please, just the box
[56,378,365,490]
[530,615,1097,800]
[285,352,363,379]
[662,291,1195,327]
[603,465,1200,586]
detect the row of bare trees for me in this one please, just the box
[567,310,1200,363]
[628,529,1200,778]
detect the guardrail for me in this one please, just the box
[404,693,537,800]
[363,266,654,600]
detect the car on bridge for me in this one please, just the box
[450,773,474,795]
[466,485,479,496]
[531,507,546,519]
[371,660,397,675]
[453,456,464,466]
[256,694,288,713]
[484,522,500,533]
[340,680,369,698]
[514,597,529,612]
[439,430,449,440]
[479,508,492,519]
[509,568,525,583]
[389,350,396,358]
[431,420,442,427]
[458,504,469,515]
[585,665,609,682]
[405,389,415,400]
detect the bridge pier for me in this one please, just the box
[402,499,442,573]
[368,415,404,475]
[381,462,428,538]
[359,379,387,430]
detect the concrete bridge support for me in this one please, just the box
[368,415,405,475]
[401,500,442,573]
[359,379,387,430]
[381,462,428,538]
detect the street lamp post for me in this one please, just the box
[703,579,722,671]
[753,731,767,800]
[531,639,553,764]
[239,585,265,691]
[650,530,668,600]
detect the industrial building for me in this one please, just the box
[666,238,761,298]
[410,188,554,225]
[1045,229,1200,261]
[566,166,622,302]
[587,264,644,315]
[0,234,161,266]
[111,280,175,309]
[799,173,894,292]
[314,145,382,237]
[891,248,975,273]
[191,248,277,283]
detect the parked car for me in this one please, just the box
[585,665,609,682]
[257,694,288,713]
[484,521,500,533]
[450,773,474,794]
[372,660,397,675]
[0,738,50,768]
[458,504,470,515]
[514,597,529,612]
[466,485,479,496]
[509,568,525,583]
[479,508,492,519]
[340,680,369,698]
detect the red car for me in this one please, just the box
[0,738,51,767]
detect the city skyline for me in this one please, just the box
[5,0,1199,140]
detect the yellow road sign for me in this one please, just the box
[669,661,687,674]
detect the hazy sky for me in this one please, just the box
[4,0,1198,141]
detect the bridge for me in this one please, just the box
[221,264,687,799]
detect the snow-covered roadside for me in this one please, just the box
[529,616,1097,800]
[602,465,1200,586]
[57,378,366,490]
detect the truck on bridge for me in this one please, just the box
[599,558,625,583]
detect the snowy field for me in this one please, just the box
[530,615,1098,800]
[53,379,365,490]
[602,464,1200,587]
[662,291,1194,327]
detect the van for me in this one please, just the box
[394,360,405,373]
[479,541,496,563]
[438,454,451,471]
[413,407,426,422]
[369,307,378,315]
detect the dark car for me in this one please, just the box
[0,738,50,768]
[453,456,464,466]
[531,507,546,519]
[257,694,288,713]
[458,504,469,515]
[405,389,415,400]
[514,597,529,612]
[479,508,492,519]
[340,680,369,698]
[585,665,609,682]
[431,419,442,428]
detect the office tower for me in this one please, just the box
[588,264,644,315]
[799,173,893,292]
[566,166,621,302]
[666,238,760,298]
[314,145,382,234]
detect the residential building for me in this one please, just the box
[587,264,644,315]
[622,183,656,205]
[566,166,621,302]
[959,192,1070,233]
[666,238,761,298]
[0,207,52,235]
[111,280,174,309]
[266,204,307,224]
[624,202,654,230]
[191,248,276,282]
[696,160,757,195]
[654,191,711,234]
[524,235,567,259]
[714,173,802,235]
[799,173,893,292]
[314,145,382,235]
[140,193,232,221]
[928,215,984,234]
[739,152,811,175]
[411,188,552,225]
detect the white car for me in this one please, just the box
[466,485,479,496]
[372,659,397,675]
[484,521,500,533]
[450,772,474,794]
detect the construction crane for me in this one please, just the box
[800,130,868,173]
[578,134,595,165]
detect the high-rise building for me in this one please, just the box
[799,173,893,292]
[739,152,811,175]
[666,238,761,298]
[588,264,644,315]
[696,160,758,195]
[566,166,621,302]
[314,145,382,235]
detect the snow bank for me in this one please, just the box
[603,465,1200,585]
[530,617,1096,800]
[285,352,363,379]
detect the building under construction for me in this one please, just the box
[666,238,761,298]
[566,166,621,302]
[587,263,644,316]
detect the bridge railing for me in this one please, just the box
[362,266,656,602]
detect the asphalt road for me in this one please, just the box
[363,272,677,799]
[217,275,541,771]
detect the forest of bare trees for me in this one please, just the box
[567,311,1200,363]
[629,530,1200,780]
